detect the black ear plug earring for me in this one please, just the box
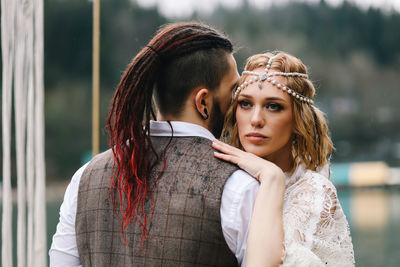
[201,100,208,120]
[203,108,209,120]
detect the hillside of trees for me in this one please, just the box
[2,0,399,182]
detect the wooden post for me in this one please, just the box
[92,0,100,155]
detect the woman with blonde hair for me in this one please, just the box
[213,51,355,266]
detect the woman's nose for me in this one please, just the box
[250,106,265,128]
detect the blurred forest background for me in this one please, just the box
[2,0,400,183]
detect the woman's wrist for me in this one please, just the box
[259,168,285,186]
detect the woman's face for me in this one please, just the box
[236,68,294,162]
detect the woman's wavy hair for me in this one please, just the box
[221,51,333,174]
[106,22,233,243]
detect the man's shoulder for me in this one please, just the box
[161,136,237,167]
[159,136,241,186]
[192,137,240,175]
[85,149,114,170]
[79,149,114,188]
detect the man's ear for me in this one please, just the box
[194,88,210,120]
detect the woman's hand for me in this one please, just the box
[212,139,285,184]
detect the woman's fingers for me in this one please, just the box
[213,140,256,167]
[214,151,239,165]
[212,139,244,156]
[212,140,285,185]
[215,139,243,153]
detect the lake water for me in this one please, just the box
[1,187,400,266]
[337,187,400,266]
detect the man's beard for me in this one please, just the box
[209,98,226,138]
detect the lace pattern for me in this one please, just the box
[280,165,355,267]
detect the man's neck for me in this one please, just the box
[157,113,209,131]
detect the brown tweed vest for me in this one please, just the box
[76,136,239,266]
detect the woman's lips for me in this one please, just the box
[245,133,268,143]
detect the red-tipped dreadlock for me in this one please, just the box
[106,22,233,243]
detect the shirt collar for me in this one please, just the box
[150,120,216,141]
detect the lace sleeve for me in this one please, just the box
[280,172,355,267]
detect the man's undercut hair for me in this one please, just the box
[156,48,231,116]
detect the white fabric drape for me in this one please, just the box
[1,0,16,266]
[1,0,46,266]
[33,0,47,265]
[15,1,30,266]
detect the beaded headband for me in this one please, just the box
[233,56,314,105]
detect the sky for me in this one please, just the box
[136,0,400,18]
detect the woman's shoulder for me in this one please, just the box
[305,169,335,187]
[288,165,337,196]
[285,167,345,224]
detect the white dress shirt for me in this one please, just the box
[49,121,259,266]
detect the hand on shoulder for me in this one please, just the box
[212,139,285,186]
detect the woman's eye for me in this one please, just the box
[238,100,252,108]
[266,103,283,111]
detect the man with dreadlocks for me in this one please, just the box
[50,22,262,266]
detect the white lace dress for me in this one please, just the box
[280,164,355,267]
